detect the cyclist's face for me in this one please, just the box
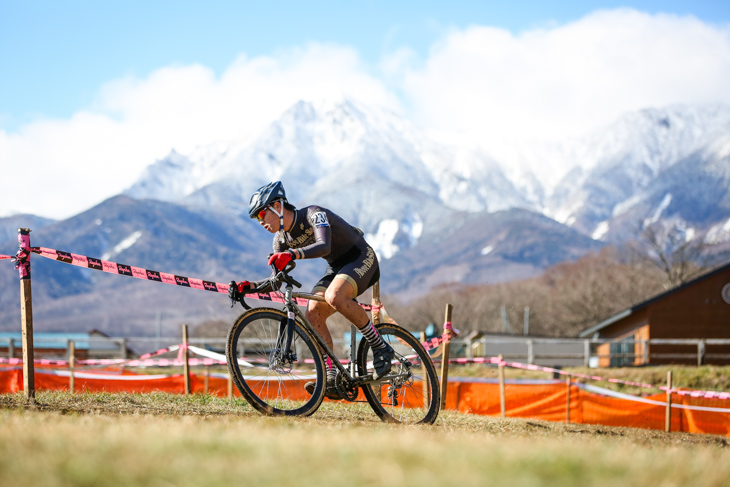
[258,204,280,233]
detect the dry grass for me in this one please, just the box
[1,391,729,487]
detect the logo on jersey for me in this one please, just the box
[311,211,330,228]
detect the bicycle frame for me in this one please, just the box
[278,281,401,388]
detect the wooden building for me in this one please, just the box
[579,262,730,366]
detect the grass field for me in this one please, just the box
[1,390,729,487]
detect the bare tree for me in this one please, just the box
[636,222,709,289]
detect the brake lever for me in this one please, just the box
[270,261,301,288]
[229,280,252,310]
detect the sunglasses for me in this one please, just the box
[256,207,269,221]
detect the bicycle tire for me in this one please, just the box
[357,322,441,424]
[226,307,326,416]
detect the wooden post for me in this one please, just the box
[439,304,453,410]
[371,281,382,324]
[182,324,191,395]
[69,341,75,394]
[498,354,506,418]
[204,365,210,394]
[665,370,673,432]
[565,376,571,423]
[227,373,233,398]
[18,228,35,403]
[420,331,429,405]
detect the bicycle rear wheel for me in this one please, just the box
[226,308,326,416]
[357,322,440,424]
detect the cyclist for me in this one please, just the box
[228,181,394,400]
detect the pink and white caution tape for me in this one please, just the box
[30,246,372,310]
[0,254,13,260]
[421,321,460,352]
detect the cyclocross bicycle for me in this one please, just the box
[225,262,440,424]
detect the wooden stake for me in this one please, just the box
[227,373,233,398]
[420,331,429,406]
[204,365,210,394]
[18,228,35,403]
[498,354,506,418]
[566,376,571,423]
[371,281,381,325]
[182,324,190,395]
[439,303,453,410]
[665,370,673,433]
[69,341,75,394]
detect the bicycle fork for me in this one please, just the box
[274,284,298,368]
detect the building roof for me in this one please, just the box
[579,260,730,338]
[0,331,120,351]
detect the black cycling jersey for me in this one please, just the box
[274,206,365,262]
[253,205,379,297]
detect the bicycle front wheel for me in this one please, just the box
[226,308,326,416]
[357,322,440,424]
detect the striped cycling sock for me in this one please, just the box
[326,356,337,381]
[358,321,387,350]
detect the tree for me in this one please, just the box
[635,222,709,289]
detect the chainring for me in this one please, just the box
[335,373,359,402]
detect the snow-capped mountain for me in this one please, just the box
[126,99,730,260]
[3,99,729,334]
[538,105,730,239]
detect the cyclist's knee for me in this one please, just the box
[324,287,348,310]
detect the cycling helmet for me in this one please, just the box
[248,181,288,219]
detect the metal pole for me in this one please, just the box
[584,339,590,368]
[523,306,530,336]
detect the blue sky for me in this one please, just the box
[3,0,728,129]
[1,1,729,218]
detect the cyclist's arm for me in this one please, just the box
[290,225,331,260]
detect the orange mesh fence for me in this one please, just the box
[2,369,729,436]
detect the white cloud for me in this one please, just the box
[0,43,398,219]
[2,9,730,220]
[397,9,730,145]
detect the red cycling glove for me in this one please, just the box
[268,251,295,271]
[237,281,251,293]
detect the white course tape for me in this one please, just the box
[579,383,730,414]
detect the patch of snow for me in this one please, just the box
[101,231,142,261]
[612,195,642,217]
[402,212,423,247]
[592,221,610,240]
[366,220,400,260]
[705,217,730,244]
[644,193,672,226]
